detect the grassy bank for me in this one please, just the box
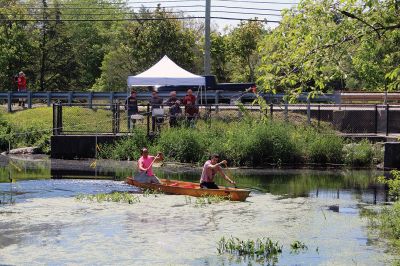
[0,107,382,167]
[0,106,112,153]
[99,119,382,167]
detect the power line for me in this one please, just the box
[18,0,297,5]
[20,5,284,12]
[1,10,282,16]
[0,16,279,22]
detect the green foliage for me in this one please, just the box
[257,0,400,96]
[378,170,400,201]
[98,128,149,160]
[376,202,400,250]
[185,195,229,207]
[94,7,198,91]
[307,133,344,164]
[343,139,378,167]
[155,127,207,163]
[75,192,140,204]
[227,20,265,82]
[217,236,282,264]
[290,240,308,253]
[0,107,54,153]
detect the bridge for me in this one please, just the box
[1,90,400,113]
[0,90,333,112]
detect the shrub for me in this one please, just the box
[343,139,375,167]
[98,128,149,160]
[155,127,207,163]
[307,133,344,164]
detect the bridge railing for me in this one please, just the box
[1,90,335,112]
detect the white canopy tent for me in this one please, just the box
[127,55,205,87]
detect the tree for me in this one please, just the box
[257,0,400,99]
[227,20,265,82]
[94,7,199,91]
[0,0,38,91]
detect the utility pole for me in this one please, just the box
[204,0,211,75]
[40,0,48,91]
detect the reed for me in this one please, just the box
[217,236,282,264]
[290,240,308,253]
[75,192,140,204]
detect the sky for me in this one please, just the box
[126,0,300,31]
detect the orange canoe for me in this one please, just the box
[126,177,251,201]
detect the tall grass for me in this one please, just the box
[99,118,380,167]
[98,128,150,160]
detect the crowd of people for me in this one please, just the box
[125,88,199,131]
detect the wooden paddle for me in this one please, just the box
[222,162,238,188]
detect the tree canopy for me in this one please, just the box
[0,0,398,94]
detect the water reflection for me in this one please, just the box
[0,155,389,205]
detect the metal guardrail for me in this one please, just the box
[0,90,335,112]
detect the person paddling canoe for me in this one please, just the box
[200,154,235,189]
[135,147,164,184]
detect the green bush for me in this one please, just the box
[98,128,149,160]
[307,133,344,164]
[378,202,400,246]
[155,127,207,163]
[343,139,375,167]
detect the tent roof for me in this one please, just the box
[127,55,205,87]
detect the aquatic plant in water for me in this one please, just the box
[76,192,140,204]
[185,195,230,207]
[217,236,282,265]
[142,188,163,197]
[290,240,308,253]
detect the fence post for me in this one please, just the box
[57,104,63,134]
[88,92,93,109]
[318,104,321,127]
[375,104,378,134]
[47,91,51,107]
[215,91,219,114]
[307,98,311,125]
[27,91,32,109]
[386,104,389,136]
[284,99,288,122]
[112,103,116,134]
[7,91,12,112]
[116,102,120,134]
[53,104,58,135]
[146,104,150,137]
[270,103,273,120]
[68,91,73,106]
[109,91,114,106]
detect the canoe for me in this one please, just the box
[126,177,251,201]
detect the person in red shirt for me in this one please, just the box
[17,71,27,107]
[182,89,198,127]
[182,89,196,106]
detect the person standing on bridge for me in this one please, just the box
[125,90,139,131]
[16,71,27,108]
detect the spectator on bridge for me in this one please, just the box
[16,71,27,108]
[149,90,164,132]
[164,91,182,127]
[125,90,139,131]
[182,89,198,128]
[182,89,196,107]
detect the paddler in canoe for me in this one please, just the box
[200,154,236,189]
[135,147,164,184]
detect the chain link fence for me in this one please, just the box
[53,103,400,136]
